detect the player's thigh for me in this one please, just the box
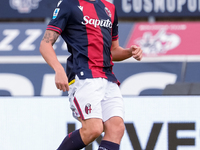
[102,81,125,122]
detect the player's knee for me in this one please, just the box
[81,119,103,142]
[105,117,125,137]
[116,121,125,136]
[90,126,103,138]
[103,117,125,144]
[81,125,103,144]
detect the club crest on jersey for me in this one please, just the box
[9,0,41,13]
[85,103,92,114]
[105,7,111,18]
[53,8,60,19]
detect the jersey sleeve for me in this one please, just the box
[47,0,71,34]
[112,8,119,41]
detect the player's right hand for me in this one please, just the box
[55,70,69,92]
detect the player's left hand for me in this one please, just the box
[130,45,143,61]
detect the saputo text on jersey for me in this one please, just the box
[81,16,112,28]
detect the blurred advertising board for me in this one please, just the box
[1,22,200,57]
[1,0,200,19]
[0,0,57,19]
[114,0,200,18]
[0,62,183,96]
[126,22,200,56]
[0,22,200,96]
[1,96,200,150]
[0,23,68,56]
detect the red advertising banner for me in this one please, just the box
[126,22,200,56]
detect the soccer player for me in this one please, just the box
[39,0,142,150]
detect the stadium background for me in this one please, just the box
[0,0,200,149]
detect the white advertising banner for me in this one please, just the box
[0,96,200,150]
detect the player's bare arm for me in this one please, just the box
[40,30,69,92]
[42,29,59,45]
[111,39,143,61]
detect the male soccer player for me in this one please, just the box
[40,0,142,150]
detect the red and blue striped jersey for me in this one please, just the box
[47,0,119,84]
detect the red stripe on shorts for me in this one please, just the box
[74,97,85,120]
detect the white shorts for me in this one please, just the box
[68,76,125,122]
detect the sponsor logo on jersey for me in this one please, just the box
[105,7,111,18]
[53,8,60,19]
[9,0,41,13]
[81,16,112,28]
[85,103,92,114]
